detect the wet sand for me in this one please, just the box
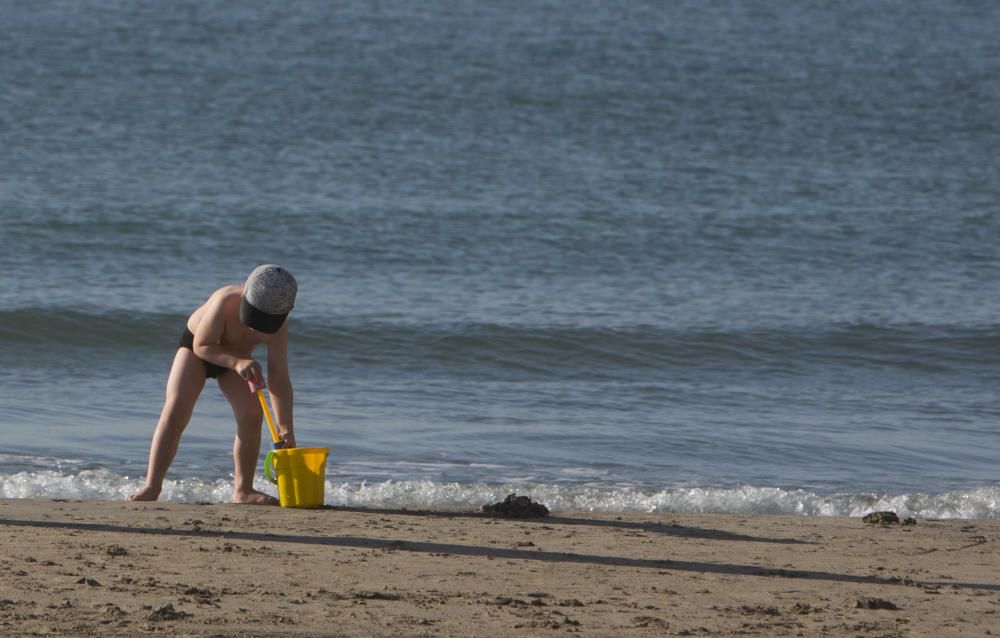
[1,498,997,636]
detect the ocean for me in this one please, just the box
[2,0,999,518]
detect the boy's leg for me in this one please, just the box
[217,371,278,505]
[127,349,207,501]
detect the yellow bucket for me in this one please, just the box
[264,447,329,508]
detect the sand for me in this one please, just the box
[1,498,997,637]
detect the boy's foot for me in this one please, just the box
[126,486,161,501]
[233,489,279,505]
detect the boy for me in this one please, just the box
[128,264,297,505]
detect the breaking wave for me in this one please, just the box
[1,469,996,520]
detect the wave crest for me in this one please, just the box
[2,470,996,520]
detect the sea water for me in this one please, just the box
[1,1,999,518]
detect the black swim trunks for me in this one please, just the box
[179,328,229,379]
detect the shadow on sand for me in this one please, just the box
[2,513,996,593]
[325,505,813,544]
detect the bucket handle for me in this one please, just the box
[264,449,278,484]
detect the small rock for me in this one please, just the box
[148,603,191,621]
[481,494,549,518]
[491,596,527,606]
[353,591,400,601]
[862,511,900,526]
[856,597,898,610]
[739,604,781,616]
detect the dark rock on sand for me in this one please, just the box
[491,596,529,606]
[482,494,550,518]
[856,597,898,610]
[354,591,401,601]
[790,602,821,614]
[862,511,900,526]
[148,603,191,621]
[738,604,781,616]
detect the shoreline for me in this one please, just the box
[1,498,997,636]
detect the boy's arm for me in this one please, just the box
[192,294,263,383]
[266,324,295,447]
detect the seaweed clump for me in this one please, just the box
[482,494,550,519]
[862,511,917,526]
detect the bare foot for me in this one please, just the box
[127,485,160,501]
[233,488,279,505]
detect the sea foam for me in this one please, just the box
[1,470,996,520]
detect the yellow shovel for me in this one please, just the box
[248,379,288,485]
[249,379,283,450]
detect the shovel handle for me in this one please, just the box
[248,380,283,447]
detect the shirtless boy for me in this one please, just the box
[128,264,297,505]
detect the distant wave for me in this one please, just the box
[2,469,997,519]
[0,309,184,348]
[5,308,999,377]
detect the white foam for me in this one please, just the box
[1,470,996,519]
[0,470,277,503]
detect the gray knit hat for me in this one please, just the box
[240,264,297,333]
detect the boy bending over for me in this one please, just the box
[128,264,297,505]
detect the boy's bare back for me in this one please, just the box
[187,285,275,361]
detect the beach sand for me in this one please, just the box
[1,499,997,636]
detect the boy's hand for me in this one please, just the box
[278,431,296,449]
[235,358,264,384]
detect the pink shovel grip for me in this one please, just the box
[247,378,266,393]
